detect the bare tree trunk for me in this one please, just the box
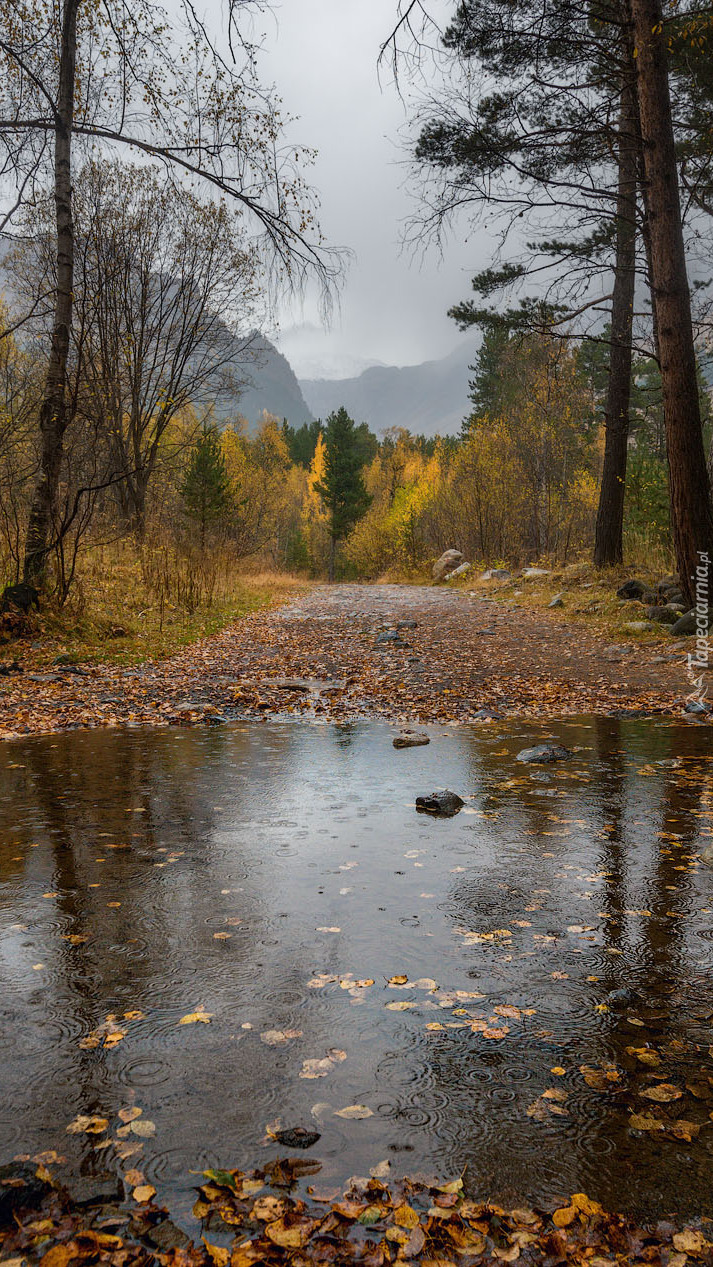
[630,0,713,607]
[594,70,637,569]
[23,0,79,584]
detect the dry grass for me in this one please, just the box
[8,539,311,668]
[444,556,682,645]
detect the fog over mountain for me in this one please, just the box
[214,334,314,431]
[299,342,477,438]
[221,337,478,437]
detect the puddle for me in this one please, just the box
[1,716,713,1224]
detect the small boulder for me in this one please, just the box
[376,630,406,647]
[645,606,679,625]
[516,743,572,764]
[397,620,418,630]
[481,567,511,581]
[548,594,564,609]
[0,582,40,614]
[415,789,465,816]
[521,567,551,579]
[623,621,655,633]
[672,608,713,637]
[616,579,648,600]
[473,706,502,720]
[684,699,709,715]
[433,549,463,581]
[446,562,472,579]
[393,731,430,749]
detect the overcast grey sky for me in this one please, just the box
[257,0,489,379]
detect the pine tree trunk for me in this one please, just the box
[630,0,713,606]
[594,71,637,568]
[23,0,78,584]
[328,534,336,583]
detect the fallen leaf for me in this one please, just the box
[629,1112,664,1131]
[202,1245,229,1267]
[66,1114,108,1135]
[552,1206,577,1228]
[118,1106,142,1123]
[673,1229,709,1254]
[178,1007,213,1025]
[264,1215,319,1249]
[334,1105,373,1119]
[260,1029,302,1046]
[639,1083,682,1103]
[253,1195,287,1221]
[129,1119,156,1137]
[132,1184,156,1203]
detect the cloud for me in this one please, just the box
[259,0,489,374]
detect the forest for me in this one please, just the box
[0,0,712,650]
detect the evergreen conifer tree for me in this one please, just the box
[180,424,232,550]
[315,407,372,581]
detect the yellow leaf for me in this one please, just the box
[264,1216,318,1249]
[334,1104,373,1119]
[179,1007,213,1025]
[629,1112,664,1131]
[639,1083,682,1103]
[133,1184,156,1203]
[252,1196,286,1221]
[130,1119,156,1137]
[571,1193,602,1216]
[66,1114,108,1135]
[202,1242,230,1267]
[393,1203,420,1228]
[552,1206,576,1228]
[673,1229,708,1254]
[118,1106,142,1123]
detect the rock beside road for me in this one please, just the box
[432,550,463,581]
[671,608,713,636]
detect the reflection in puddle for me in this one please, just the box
[1,716,712,1223]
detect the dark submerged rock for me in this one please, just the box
[415,789,465,816]
[274,1127,321,1149]
[516,743,573,764]
[145,1220,193,1251]
[0,1161,52,1217]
